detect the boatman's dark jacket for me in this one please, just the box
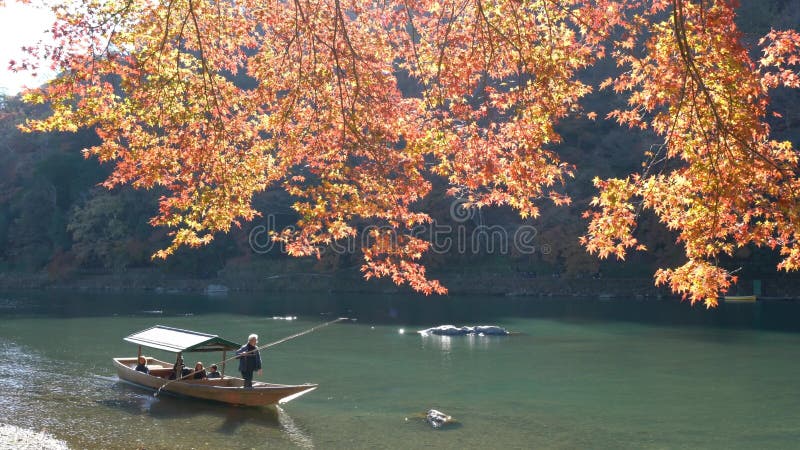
[236,343,262,373]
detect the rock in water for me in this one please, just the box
[426,409,454,429]
[423,325,470,336]
[418,325,509,336]
[473,325,508,336]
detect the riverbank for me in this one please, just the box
[1,264,798,300]
[0,423,68,450]
[0,267,674,298]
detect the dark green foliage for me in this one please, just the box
[67,189,155,270]
[158,234,238,278]
[0,0,797,284]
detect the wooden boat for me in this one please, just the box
[723,295,758,303]
[114,325,317,406]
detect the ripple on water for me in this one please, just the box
[0,339,133,445]
[4,306,800,449]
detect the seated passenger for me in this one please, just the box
[193,361,207,379]
[135,356,149,374]
[207,364,222,379]
[169,357,192,380]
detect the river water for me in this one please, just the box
[1,290,800,449]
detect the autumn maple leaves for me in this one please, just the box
[15,0,800,304]
[583,1,800,306]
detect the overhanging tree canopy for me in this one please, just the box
[7,0,800,306]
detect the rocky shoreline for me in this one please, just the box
[0,424,68,450]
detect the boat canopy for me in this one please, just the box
[124,325,240,353]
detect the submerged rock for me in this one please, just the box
[426,409,455,429]
[418,325,509,336]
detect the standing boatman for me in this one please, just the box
[236,333,262,388]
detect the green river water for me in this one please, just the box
[1,290,799,449]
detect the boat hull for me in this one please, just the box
[114,357,317,406]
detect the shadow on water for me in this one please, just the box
[100,382,313,445]
[101,383,275,426]
[407,418,465,432]
[95,382,314,448]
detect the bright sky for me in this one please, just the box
[0,1,56,95]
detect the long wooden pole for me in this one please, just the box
[221,350,226,377]
[155,317,349,397]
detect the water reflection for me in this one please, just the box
[6,288,800,332]
[464,334,505,350]
[420,334,507,352]
[102,383,314,446]
[6,288,800,448]
[421,335,452,353]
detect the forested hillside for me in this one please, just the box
[0,0,798,293]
